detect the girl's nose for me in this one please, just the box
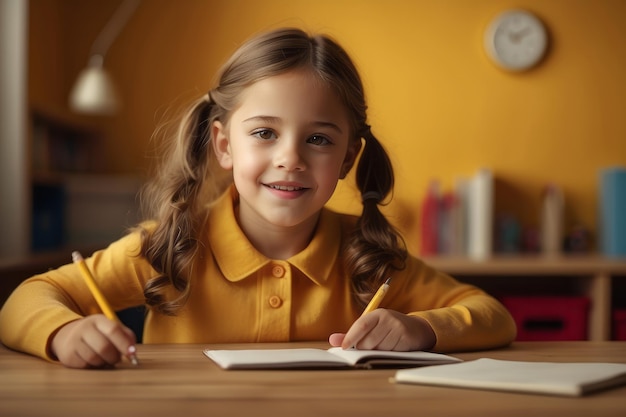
[273,139,305,171]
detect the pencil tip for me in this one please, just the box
[71,251,83,263]
[385,277,392,285]
[130,355,139,366]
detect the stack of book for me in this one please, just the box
[419,168,493,260]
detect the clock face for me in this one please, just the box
[484,10,548,71]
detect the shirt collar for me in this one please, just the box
[207,186,342,285]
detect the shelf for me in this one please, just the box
[422,254,626,276]
[30,111,102,177]
[422,254,626,341]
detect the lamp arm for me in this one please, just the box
[89,0,140,62]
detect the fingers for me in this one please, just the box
[92,318,137,365]
[338,309,437,352]
[340,312,386,350]
[80,319,122,366]
[328,333,345,347]
[51,315,136,369]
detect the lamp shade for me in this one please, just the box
[68,1,140,115]
[69,57,119,115]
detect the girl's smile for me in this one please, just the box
[264,183,309,199]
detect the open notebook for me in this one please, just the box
[204,347,461,369]
[393,358,626,397]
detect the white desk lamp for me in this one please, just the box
[69,0,140,115]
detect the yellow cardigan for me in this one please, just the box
[0,188,516,360]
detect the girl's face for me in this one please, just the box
[213,69,359,232]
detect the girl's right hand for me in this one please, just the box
[50,315,137,369]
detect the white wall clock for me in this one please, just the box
[484,9,548,71]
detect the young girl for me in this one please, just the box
[0,28,516,368]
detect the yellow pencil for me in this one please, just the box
[72,251,139,366]
[360,277,392,317]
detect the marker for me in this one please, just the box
[72,251,139,366]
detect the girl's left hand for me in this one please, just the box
[328,309,436,351]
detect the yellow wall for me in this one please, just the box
[30,0,626,254]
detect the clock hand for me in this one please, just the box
[509,26,531,43]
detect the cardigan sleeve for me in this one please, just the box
[386,256,517,352]
[412,294,517,352]
[0,231,153,361]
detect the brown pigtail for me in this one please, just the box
[140,96,225,315]
[343,127,407,305]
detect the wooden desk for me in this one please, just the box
[1,342,625,417]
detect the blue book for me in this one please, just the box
[599,167,626,257]
[31,183,65,252]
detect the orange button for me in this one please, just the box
[268,295,282,308]
[271,265,285,278]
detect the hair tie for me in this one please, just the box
[361,191,382,203]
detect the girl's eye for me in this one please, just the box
[252,129,276,140]
[308,135,331,146]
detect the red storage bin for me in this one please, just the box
[613,309,626,341]
[500,296,590,341]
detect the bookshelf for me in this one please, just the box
[31,111,101,179]
[423,255,626,341]
[0,110,140,304]
[27,109,141,253]
[29,110,103,252]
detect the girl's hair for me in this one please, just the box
[139,27,407,315]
